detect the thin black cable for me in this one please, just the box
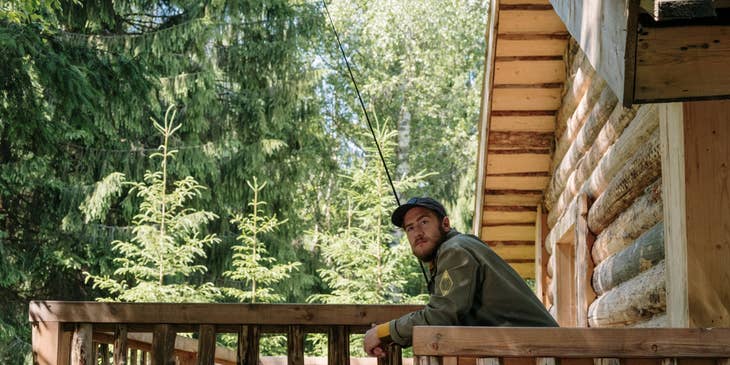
[321,0,400,208]
[322,0,433,286]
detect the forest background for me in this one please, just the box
[0,0,487,362]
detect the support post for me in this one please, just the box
[32,321,70,365]
[660,100,730,327]
[575,193,596,327]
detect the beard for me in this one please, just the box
[418,225,450,262]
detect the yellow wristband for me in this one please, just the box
[375,322,390,339]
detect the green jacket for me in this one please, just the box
[388,229,558,346]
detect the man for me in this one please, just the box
[364,197,557,357]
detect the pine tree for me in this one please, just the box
[84,106,221,302]
[223,177,301,303]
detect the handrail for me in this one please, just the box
[29,301,423,365]
[412,326,730,364]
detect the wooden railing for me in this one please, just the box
[29,301,423,365]
[412,327,730,365]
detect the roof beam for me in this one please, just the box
[549,0,640,106]
[639,0,716,21]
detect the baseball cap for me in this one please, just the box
[391,197,447,227]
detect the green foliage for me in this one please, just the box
[223,177,301,303]
[321,0,486,227]
[309,121,430,305]
[0,0,486,360]
[85,106,221,302]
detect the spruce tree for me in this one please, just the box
[223,177,301,303]
[84,106,220,302]
[309,120,430,305]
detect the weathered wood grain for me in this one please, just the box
[113,325,127,365]
[71,324,93,365]
[152,324,176,365]
[592,180,662,264]
[593,223,665,295]
[587,130,661,234]
[28,303,423,326]
[546,86,617,223]
[588,261,666,327]
[412,325,730,357]
[549,0,638,105]
[197,325,216,365]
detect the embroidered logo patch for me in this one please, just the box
[439,270,454,296]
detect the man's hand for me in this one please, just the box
[364,325,386,357]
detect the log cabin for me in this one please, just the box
[29,0,730,364]
[473,0,730,330]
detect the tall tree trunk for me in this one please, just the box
[397,105,411,181]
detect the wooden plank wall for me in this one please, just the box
[477,0,569,279]
[543,44,666,327]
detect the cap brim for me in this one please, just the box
[391,203,418,227]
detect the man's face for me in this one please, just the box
[402,206,451,262]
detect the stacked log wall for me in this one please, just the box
[543,46,666,327]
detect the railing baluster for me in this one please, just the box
[129,348,138,365]
[114,324,128,365]
[328,325,349,365]
[197,324,216,365]
[71,323,93,365]
[288,325,305,365]
[152,324,176,365]
[477,357,502,365]
[238,325,260,365]
[141,350,148,365]
[537,357,556,365]
[414,356,441,365]
[99,343,110,365]
[385,343,403,365]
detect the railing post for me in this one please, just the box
[32,321,71,365]
[328,325,349,365]
[238,325,260,365]
[197,324,216,365]
[288,325,305,365]
[152,324,176,365]
[114,324,128,365]
[71,323,93,365]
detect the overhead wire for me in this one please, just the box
[321,0,433,287]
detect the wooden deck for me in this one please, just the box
[29,301,423,365]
